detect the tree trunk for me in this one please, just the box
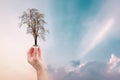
[35,37,37,45]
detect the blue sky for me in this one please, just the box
[49,0,104,63]
[0,0,120,80]
[45,0,120,66]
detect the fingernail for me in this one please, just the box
[38,48,40,53]
[38,48,41,57]
[30,48,34,53]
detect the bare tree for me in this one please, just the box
[19,8,48,46]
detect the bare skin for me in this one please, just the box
[27,46,48,80]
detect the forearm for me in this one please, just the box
[37,68,48,80]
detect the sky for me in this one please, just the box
[0,0,120,80]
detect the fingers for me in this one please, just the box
[33,47,38,59]
[38,48,41,58]
[27,46,41,61]
[30,46,41,58]
[36,47,41,59]
[27,47,34,63]
[27,47,34,57]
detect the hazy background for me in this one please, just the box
[0,0,120,80]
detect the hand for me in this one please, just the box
[27,46,47,71]
[27,46,48,80]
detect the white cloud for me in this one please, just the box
[108,54,120,70]
[48,54,120,80]
[78,0,120,59]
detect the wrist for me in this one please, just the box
[36,67,48,78]
[36,67,47,72]
[36,68,48,80]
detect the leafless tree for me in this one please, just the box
[19,8,48,46]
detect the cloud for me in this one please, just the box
[80,18,115,58]
[108,54,120,70]
[70,60,80,67]
[78,0,120,58]
[48,54,120,80]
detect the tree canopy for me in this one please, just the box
[19,8,48,45]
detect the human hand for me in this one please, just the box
[27,46,47,71]
[27,46,48,80]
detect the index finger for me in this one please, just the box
[27,47,34,58]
